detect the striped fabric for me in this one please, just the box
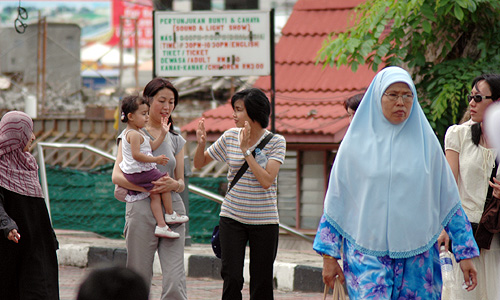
[0,111,43,198]
[207,128,286,225]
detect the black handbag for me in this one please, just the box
[211,133,274,258]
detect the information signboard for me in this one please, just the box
[153,10,272,77]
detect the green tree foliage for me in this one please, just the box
[317,0,500,140]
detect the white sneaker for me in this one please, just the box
[154,225,180,239]
[165,211,189,224]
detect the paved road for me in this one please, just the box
[60,265,325,300]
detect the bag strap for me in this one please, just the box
[322,277,346,300]
[227,132,274,193]
[486,158,499,201]
[323,285,329,300]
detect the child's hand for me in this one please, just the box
[196,118,206,145]
[161,117,171,135]
[155,155,169,165]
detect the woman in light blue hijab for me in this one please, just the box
[313,67,479,299]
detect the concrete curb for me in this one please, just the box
[57,244,324,293]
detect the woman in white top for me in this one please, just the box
[441,74,500,299]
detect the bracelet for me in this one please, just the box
[322,254,335,260]
[175,181,182,193]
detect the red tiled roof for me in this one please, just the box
[181,0,377,145]
[256,64,375,92]
[293,0,366,10]
[181,90,362,143]
[282,5,360,36]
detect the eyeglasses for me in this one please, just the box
[383,93,414,103]
[467,94,493,103]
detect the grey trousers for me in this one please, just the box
[124,195,187,300]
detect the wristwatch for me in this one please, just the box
[243,149,252,157]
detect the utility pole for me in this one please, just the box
[118,17,140,93]
[118,17,124,93]
[37,12,47,116]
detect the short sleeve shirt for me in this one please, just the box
[445,124,498,223]
[207,128,286,225]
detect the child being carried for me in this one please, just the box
[118,95,188,239]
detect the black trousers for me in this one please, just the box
[219,216,279,300]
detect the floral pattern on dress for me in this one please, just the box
[313,206,479,299]
[445,208,480,262]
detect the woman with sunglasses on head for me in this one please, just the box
[440,74,500,299]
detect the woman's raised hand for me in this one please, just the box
[160,117,171,135]
[196,118,206,145]
[240,121,251,151]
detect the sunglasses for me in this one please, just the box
[467,94,493,103]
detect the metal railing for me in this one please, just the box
[36,142,313,243]
[188,185,314,243]
[37,142,116,220]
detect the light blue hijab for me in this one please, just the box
[324,66,461,258]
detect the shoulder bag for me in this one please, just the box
[474,158,499,250]
[211,133,274,258]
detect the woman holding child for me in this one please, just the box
[112,78,188,300]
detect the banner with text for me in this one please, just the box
[110,0,153,48]
[154,11,271,77]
